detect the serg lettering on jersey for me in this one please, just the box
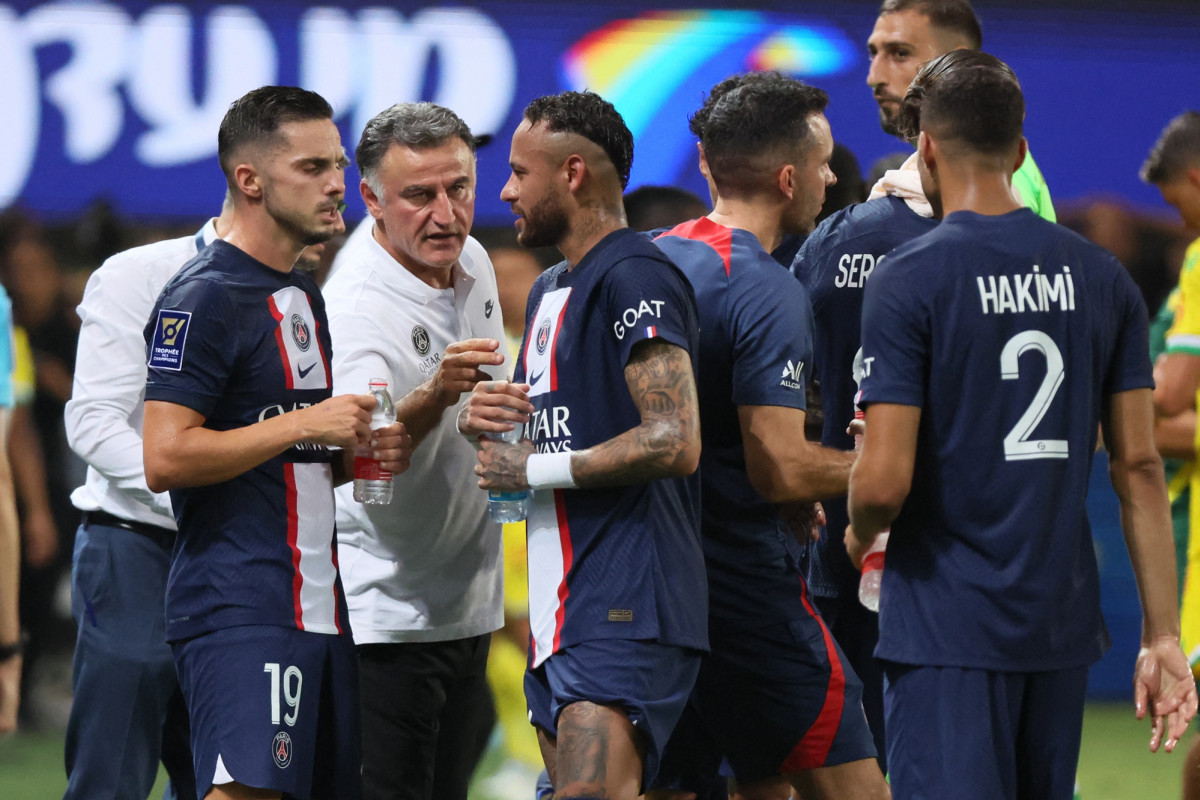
[835,253,881,288]
[524,288,571,397]
[268,287,328,390]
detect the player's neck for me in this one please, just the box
[708,198,783,254]
[223,210,306,273]
[559,207,626,269]
[937,171,1022,218]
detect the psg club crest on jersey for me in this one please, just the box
[535,317,552,355]
[272,731,292,769]
[411,325,431,356]
[290,314,311,352]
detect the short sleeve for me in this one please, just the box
[144,277,238,418]
[857,252,928,409]
[730,259,812,410]
[1105,260,1154,395]
[602,256,697,366]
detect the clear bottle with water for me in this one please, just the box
[353,378,396,505]
[853,407,889,612]
[858,532,889,612]
[488,424,531,523]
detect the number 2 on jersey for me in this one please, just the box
[264,662,303,726]
[1000,330,1068,461]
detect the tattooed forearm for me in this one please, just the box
[570,339,701,488]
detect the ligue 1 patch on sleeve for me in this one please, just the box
[148,309,192,371]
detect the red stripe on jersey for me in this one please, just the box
[267,295,295,390]
[330,532,343,635]
[657,217,733,275]
[549,296,571,392]
[780,580,846,772]
[551,489,574,653]
[312,314,331,384]
[284,463,305,630]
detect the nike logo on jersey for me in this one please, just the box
[298,362,316,379]
[528,368,546,386]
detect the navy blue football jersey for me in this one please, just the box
[654,218,819,631]
[515,228,707,667]
[145,240,348,642]
[858,209,1151,670]
[792,196,937,598]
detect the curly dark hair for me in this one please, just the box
[523,91,634,189]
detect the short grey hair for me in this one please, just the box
[355,102,477,198]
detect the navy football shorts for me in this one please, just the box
[656,616,877,791]
[883,661,1088,800]
[173,624,362,800]
[524,638,701,791]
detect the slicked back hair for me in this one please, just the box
[523,91,634,189]
[1142,112,1200,185]
[878,0,983,49]
[693,71,830,198]
[896,49,1022,156]
[356,102,477,198]
[218,86,334,185]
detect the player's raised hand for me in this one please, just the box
[431,338,507,406]
[367,422,414,477]
[458,381,533,440]
[475,435,535,491]
[1134,634,1198,752]
[299,394,376,448]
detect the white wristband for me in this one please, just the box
[526,452,576,490]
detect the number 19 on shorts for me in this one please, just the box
[264,663,303,726]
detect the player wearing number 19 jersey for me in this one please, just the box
[850,51,1194,800]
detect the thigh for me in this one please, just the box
[543,639,701,796]
[174,626,341,800]
[883,662,1021,800]
[1015,667,1087,800]
[696,620,876,784]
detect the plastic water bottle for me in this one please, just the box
[858,532,889,612]
[353,378,396,505]
[488,424,531,523]
[853,407,889,612]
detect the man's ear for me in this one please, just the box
[564,153,587,193]
[361,179,384,220]
[777,163,796,201]
[1185,165,1200,192]
[233,162,261,201]
[1013,137,1028,176]
[918,131,937,174]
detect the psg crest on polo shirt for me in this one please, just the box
[411,325,431,356]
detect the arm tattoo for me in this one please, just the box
[571,339,700,487]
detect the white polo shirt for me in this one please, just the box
[67,219,219,529]
[325,223,507,643]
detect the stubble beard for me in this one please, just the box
[517,192,569,250]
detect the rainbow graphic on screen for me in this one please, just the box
[562,9,858,187]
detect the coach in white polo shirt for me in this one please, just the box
[323,102,507,800]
